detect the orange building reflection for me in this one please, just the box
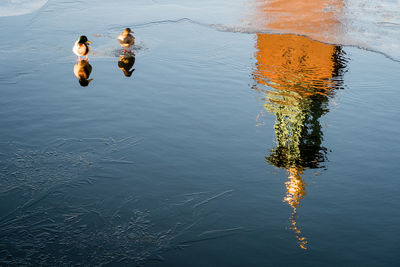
[252,0,344,44]
[252,0,347,250]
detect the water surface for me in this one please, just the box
[0,0,399,266]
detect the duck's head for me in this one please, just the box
[122,69,135,77]
[123,28,132,35]
[78,35,92,44]
[79,78,93,87]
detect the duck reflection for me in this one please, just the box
[253,33,347,249]
[118,53,135,77]
[73,59,93,87]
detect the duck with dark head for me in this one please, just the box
[73,35,92,61]
[73,59,93,87]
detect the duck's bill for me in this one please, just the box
[87,40,92,44]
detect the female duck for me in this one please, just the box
[117,28,135,53]
[73,35,92,61]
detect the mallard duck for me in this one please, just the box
[73,59,93,86]
[118,54,135,77]
[73,35,92,61]
[117,28,135,53]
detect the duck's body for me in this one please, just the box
[73,35,91,60]
[73,60,93,86]
[73,42,89,57]
[118,54,135,77]
[117,28,135,52]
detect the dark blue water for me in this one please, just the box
[1,0,399,266]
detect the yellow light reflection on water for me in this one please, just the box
[285,166,308,249]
